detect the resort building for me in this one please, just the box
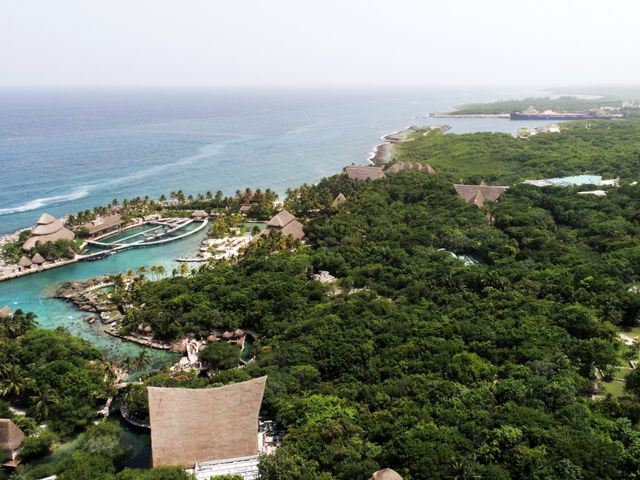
[332,193,347,207]
[147,377,268,479]
[370,469,403,480]
[30,253,45,266]
[454,181,509,208]
[17,256,32,270]
[1,418,25,467]
[345,165,386,181]
[263,210,305,241]
[384,161,435,175]
[191,210,209,220]
[81,214,125,238]
[0,306,13,318]
[22,213,75,251]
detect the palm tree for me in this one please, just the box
[178,263,190,277]
[134,350,152,370]
[0,365,27,397]
[122,356,134,372]
[205,191,213,200]
[29,386,59,420]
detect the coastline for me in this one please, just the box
[368,125,451,166]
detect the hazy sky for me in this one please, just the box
[1,0,637,87]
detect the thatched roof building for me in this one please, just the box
[370,468,403,480]
[454,181,509,208]
[0,306,13,318]
[332,193,347,207]
[81,214,125,236]
[267,210,296,229]
[385,161,435,175]
[17,256,32,269]
[0,419,25,463]
[191,210,209,220]
[23,213,75,251]
[148,376,267,468]
[345,165,385,181]
[30,253,46,265]
[263,210,305,241]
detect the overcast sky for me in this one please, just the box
[0,0,636,88]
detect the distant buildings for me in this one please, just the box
[147,377,269,479]
[263,210,305,241]
[345,165,385,181]
[454,181,509,208]
[22,213,75,251]
[0,419,25,467]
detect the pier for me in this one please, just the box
[81,219,208,261]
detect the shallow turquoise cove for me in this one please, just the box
[0,229,208,365]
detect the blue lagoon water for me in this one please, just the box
[0,87,556,357]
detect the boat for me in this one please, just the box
[85,251,111,261]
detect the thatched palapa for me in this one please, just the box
[148,376,267,467]
[22,213,75,251]
[345,165,385,181]
[263,210,305,241]
[17,256,32,268]
[332,193,347,207]
[81,214,125,236]
[454,181,508,208]
[30,253,46,265]
[385,161,435,175]
[0,419,25,462]
[0,306,13,318]
[191,210,208,220]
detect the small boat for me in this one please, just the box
[86,252,111,261]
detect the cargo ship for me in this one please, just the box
[510,110,619,120]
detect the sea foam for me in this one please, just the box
[0,186,90,216]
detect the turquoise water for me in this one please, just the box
[0,228,207,364]
[546,174,602,186]
[0,87,562,361]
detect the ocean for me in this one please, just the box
[0,87,555,234]
[0,86,564,358]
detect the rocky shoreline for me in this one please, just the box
[369,125,450,166]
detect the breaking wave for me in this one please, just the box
[0,186,90,216]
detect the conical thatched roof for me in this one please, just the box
[280,219,305,241]
[370,468,403,480]
[267,210,296,228]
[0,306,13,318]
[32,218,65,236]
[36,212,56,225]
[30,253,46,265]
[0,419,25,459]
[191,210,208,219]
[332,193,347,207]
[17,256,32,268]
[454,182,508,208]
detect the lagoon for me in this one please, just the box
[0,226,208,365]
